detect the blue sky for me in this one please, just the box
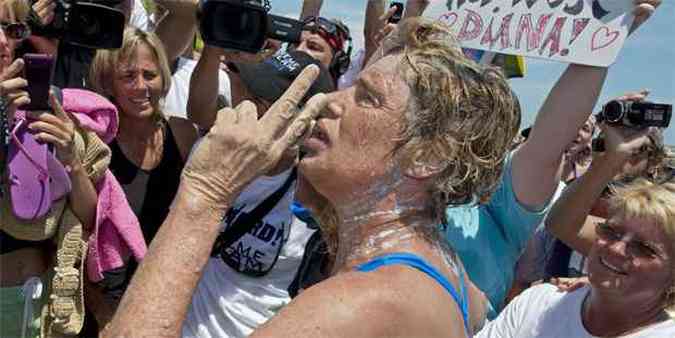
[272,1,674,145]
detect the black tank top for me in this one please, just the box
[109,121,184,244]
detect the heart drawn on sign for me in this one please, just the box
[591,26,620,51]
[439,12,459,29]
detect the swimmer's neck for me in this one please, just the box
[333,210,436,274]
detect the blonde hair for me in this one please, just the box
[393,18,521,222]
[1,0,30,22]
[608,179,675,316]
[89,27,172,119]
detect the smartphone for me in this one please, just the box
[388,2,404,24]
[21,54,55,111]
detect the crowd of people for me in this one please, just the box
[0,0,673,337]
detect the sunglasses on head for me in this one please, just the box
[302,16,350,51]
[1,22,30,40]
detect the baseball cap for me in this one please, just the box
[228,50,335,105]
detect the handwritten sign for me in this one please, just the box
[424,0,635,66]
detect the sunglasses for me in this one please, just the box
[302,16,350,51]
[1,22,30,40]
[595,222,663,259]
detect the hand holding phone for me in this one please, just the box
[388,2,404,24]
[20,53,55,111]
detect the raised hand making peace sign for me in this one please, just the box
[182,64,328,205]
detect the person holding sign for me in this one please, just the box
[440,0,662,316]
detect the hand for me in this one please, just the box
[369,6,398,50]
[32,0,57,26]
[599,122,656,164]
[0,59,28,121]
[27,91,80,168]
[403,0,431,20]
[598,90,655,161]
[182,65,328,205]
[629,0,661,34]
[550,276,590,292]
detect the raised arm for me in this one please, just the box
[300,0,323,20]
[546,124,656,255]
[511,64,607,209]
[102,67,326,338]
[363,0,386,64]
[511,0,660,209]
[403,0,430,19]
[154,0,199,64]
[186,45,224,130]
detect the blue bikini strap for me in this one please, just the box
[356,252,471,335]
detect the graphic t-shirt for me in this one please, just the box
[181,169,315,338]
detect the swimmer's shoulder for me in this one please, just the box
[251,269,465,338]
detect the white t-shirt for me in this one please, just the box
[477,284,675,338]
[164,57,232,119]
[181,169,315,338]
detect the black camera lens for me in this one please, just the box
[200,1,267,53]
[602,100,624,123]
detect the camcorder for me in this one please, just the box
[30,0,125,49]
[592,100,671,153]
[596,100,672,129]
[198,0,304,53]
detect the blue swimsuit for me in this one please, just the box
[356,252,471,336]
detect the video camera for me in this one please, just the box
[596,100,672,129]
[198,0,304,53]
[29,0,125,49]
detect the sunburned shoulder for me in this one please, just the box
[251,267,467,338]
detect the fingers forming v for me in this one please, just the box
[262,65,320,139]
[281,93,328,148]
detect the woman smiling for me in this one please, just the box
[89,27,198,246]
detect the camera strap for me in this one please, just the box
[211,168,297,258]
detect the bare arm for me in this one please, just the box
[545,160,617,255]
[511,64,606,209]
[154,0,199,64]
[103,67,326,337]
[66,157,98,229]
[511,0,660,210]
[546,125,655,255]
[364,1,429,67]
[403,0,430,19]
[300,0,323,20]
[363,1,388,66]
[186,45,223,130]
[102,186,227,337]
